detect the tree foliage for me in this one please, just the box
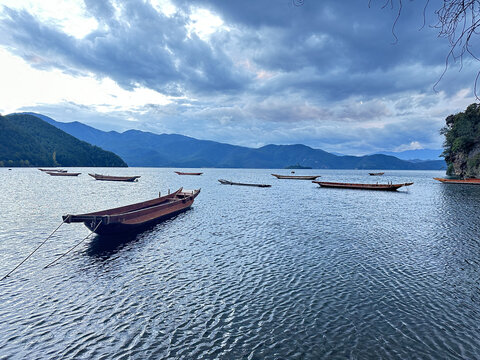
[0,114,127,167]
[441,103,480,176]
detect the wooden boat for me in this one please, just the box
[39,168,67,172]
[218,179,271,188]
[174,171,203,176]
[369,172,385,176]
[271,174,320,180]
[433,177,480,184]
[312,181,413,191]
[63,188,200,235]
[46,171,81,176]
[89,173,141,182]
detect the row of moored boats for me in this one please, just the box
[36,168,478,237]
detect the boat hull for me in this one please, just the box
[433,177,480,184]
[63,189,200,235]
[271,174,320,180]
[47,172,81,176]
[218,179,271,187]
[313,181,413,191]
[175,171,203,175]
[84,205,193,235]
[89,173,140,182]
[39,168,66,172]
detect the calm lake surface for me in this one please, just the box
[1,168,480,359]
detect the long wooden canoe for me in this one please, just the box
[63,188,200,235]
[369,172,385,176]
[47,172,81,176]
[218,179,271,187]
[174,171,203,175]
[434,177,480,184]
[89,173,141,182]
[313,181,413,191]
[271,174,320,180]
[39,169,67,172]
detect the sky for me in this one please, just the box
[0,0,477,155]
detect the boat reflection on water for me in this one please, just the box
[86,232,142,258]
[85,209,194,258]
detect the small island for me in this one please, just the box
[284,164,312,169]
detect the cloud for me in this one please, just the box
[0,0,478,155]
[0,1,251,96]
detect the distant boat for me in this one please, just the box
[369,172,385,176]
[89,173,141,182]
[174,171,203,176]
[218,179,271,188]
[433,177,480,184]
[313,181,413,191]
[46,172,81,176]
[271,174,320,180]
[63,188,200,235]
[39,168,67,172]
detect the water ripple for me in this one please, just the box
[1,169,480,359]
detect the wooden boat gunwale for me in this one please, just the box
[312,180,413,191]
[88,173,141,182]
[271,174,320,180]
[218,179,271,187]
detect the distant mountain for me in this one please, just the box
[373,149,443,161]
[28,112,446,170]
[0,114,127,167]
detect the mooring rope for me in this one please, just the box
[1,219,67,281]
[44,220,103,269]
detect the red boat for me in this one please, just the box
[271,174,320,180]
[434,177,480,184]
[89,173,141,182]
[313,181,413,191]
[63,188,200,235]
[174,171,203,176]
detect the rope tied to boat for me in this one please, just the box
[44,220,103,269]
[1,218,68,281]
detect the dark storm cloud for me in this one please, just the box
[0,0,474,100]
[0,0,250,96]
[174,0,473,98]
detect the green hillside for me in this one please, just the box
[0,114,127,167]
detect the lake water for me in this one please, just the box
[1,168,480,359]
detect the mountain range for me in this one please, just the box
[373,149,443,161]
[23,112,446,170]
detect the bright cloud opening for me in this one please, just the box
[1,0,97,38]
[187,8,226,40]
